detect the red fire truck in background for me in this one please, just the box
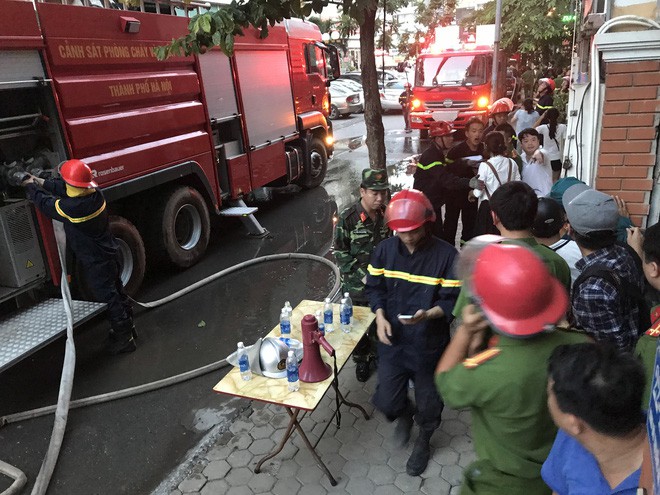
[409,27,508,137]
[0,0,338,367]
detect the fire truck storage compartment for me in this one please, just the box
[0,51,67,172]
[234,50,295,186]
[0,200,46,289]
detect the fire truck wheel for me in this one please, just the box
[109,216,146,296]
[301,138,328,189]
[329,105,340,120]
[74,216,145,298]
[155,186,211,268]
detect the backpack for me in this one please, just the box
[572,264,651,335]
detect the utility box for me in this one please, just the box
[0,200,46,288]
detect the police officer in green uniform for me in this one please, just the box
[334,168,391,381]
[435,243,588,495]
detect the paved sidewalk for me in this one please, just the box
[163,360,475,495]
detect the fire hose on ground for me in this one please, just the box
[0,251,341,495]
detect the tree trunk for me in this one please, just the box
[359,7,386,170]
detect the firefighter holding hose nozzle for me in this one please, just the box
[22,159,137,355]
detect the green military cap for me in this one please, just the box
[361,168,389,190]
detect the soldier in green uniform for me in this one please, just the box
[435,243,589,495]
[334,168,391,381]
[630,223,660,408]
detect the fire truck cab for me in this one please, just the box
[409,45,507,135]
[0,0,338,370]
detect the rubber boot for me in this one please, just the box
[355,360,371,382]
[392,405,414,448]
[106,319,137,355]
[406,428,433,476]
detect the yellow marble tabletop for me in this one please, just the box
[213,299,375,411]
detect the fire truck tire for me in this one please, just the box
[154,186,210,268]
[74,216,145,298]
[109,216,146,296]
[301,138,328,189]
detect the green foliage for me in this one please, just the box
[156,0,330,59]
[461,0,574,57]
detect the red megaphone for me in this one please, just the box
[299,314,334,383]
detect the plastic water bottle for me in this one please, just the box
[284,301,293,319]
[286,350,300,392]
[343,292,354,327]
[237,342,252,381]
[280,308,291,337]
[340,298,351,333]
[324,297,334,333]
[315,310,325,336]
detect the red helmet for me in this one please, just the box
[538,78,556,92]
[59,159,97,188]
[489,97,514,116]
[385,189,436,232]
[471,243,568,338]
[429,121,454,137]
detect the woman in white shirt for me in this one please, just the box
[511,98,539,139]
[535,107,566,183]
[471,131,521,236]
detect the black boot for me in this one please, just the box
[406,429,433,476]
[106,320,137,355]
[392,406,414,448]
[355,360,371,382]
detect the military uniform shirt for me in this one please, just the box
[334,201,390,300]
[436,330,589,482]
[636,304,660,408]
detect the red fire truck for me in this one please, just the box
[0,0,338,367]
[409,45,507,136]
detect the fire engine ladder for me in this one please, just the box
[219,199,268,238]
[0,298,106,373]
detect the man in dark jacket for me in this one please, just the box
[22,159,136,355]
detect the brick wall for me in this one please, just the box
[596,60,660,226]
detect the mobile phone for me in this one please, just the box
[398,314,414,320]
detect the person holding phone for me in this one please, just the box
[365,189,460,477]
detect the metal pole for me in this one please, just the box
[490,0,503,103]
[382,0,386,87]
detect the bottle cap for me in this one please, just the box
[238,341,244,347]
[287,350,294,357]
[344,292,349,297]
[325,297,331,303]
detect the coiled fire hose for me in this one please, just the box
[0,251,340,495]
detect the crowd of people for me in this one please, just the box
[333,95,658,493]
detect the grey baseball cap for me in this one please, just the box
[561,183,591,210]
[564,188,618,235]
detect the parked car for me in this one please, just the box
[380,80,407,112]
[331,79,364,112]
[328,84,361,119]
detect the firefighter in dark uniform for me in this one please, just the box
[535,78,555,122]
[413,120,483,239]
[334,168,391,381]
[366,189,460,477]
[22,159,137,355]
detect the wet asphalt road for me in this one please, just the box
[0,113,427,494]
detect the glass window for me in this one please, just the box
[305,44,326,76]
[415,54,491,87]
